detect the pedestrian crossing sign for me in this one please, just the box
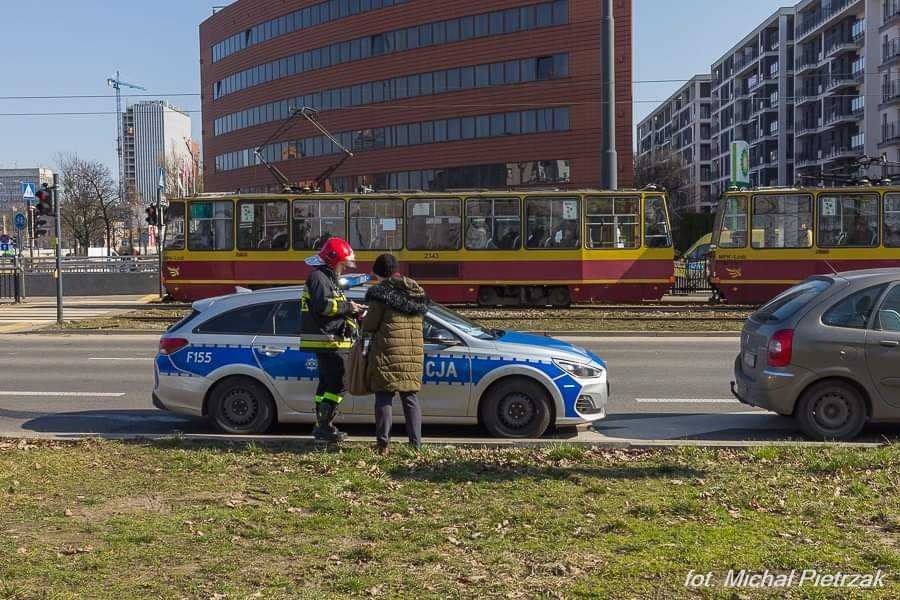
[21,182,36,200]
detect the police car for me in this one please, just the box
[153,279,609,438]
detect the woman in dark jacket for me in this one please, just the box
[362,254,429,452]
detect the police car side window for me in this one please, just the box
[195,302,277,335]
[273,301,302,336]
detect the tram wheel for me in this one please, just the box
[549,287,571,308]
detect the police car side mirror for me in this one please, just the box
[426,329,459,346]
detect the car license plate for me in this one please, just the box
[743,351,757,369]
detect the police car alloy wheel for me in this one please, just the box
[208,377,276,435]
[481,378,552,439]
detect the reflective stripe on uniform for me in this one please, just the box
[300,339,353,350]
[324,298,340,316]
[321,392,343,404]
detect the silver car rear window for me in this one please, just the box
[751,279,832,323]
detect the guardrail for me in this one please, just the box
[21,256,159,274]
[672,259,712,295]
[0,258,23,302]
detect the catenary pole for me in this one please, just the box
[601,0,618,189]
[53,173,63,324]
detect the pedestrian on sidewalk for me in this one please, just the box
[362,253,429,453]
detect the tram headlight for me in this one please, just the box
[553,359,604,379]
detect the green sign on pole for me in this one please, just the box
[730,140,751,187]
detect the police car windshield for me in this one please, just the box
[428,303,499,340]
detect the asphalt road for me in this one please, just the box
[0,334,895,444]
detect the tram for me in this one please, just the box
[161,189,675,305]
[710,184,900,304]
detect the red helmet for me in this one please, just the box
[305,237,356,269]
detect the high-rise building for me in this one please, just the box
[636,75,714,213]
[122,101,195,205]
[641,0,900,213]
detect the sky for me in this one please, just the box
[0,0,790,176]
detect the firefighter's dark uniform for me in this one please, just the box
[301,265,356,440]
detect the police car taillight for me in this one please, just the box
[159,337,189,355]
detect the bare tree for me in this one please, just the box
[634,148,689,208]
[83,161,123,255]
[57,155,105,255]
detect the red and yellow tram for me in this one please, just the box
[710,185,900,304]
[161,190,675,305]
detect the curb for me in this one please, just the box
[0,432,885,449]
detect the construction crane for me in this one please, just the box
[106,71,145,209]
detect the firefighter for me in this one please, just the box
[301,237,365,442]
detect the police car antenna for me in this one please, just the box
[253,106,354,194]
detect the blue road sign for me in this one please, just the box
[0,244,8,253]
[21,182,36,200]
[0,234,9,244]
[14,213,27,230]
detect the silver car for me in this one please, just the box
[152,284,609,438]
[732,268,900,440]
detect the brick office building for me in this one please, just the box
[200,0,633,193]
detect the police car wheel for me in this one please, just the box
[481,378,552,439]
[208,377,276,435]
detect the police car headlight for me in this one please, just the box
[554,359,605,379]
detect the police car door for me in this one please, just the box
[251,300,352,415]
[419,318,472,416]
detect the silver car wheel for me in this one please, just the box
[811,392,851,431]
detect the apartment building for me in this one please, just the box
[879,0,900,165]
[636,75,714,212]
[792,0,879,182]
[710,8,796,197]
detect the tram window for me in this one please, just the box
[585,196,639,249]
[644,196,672,248]
[717,196,748,248]
[292,199,346,250]
[886,193,900,247]
[465,197,521,250]
[349,198,403,250]
[751,194,813,249]
[407,198,461,251]
[188,201,233,251]
[163,201,185,250]
[237,200,290,250]
[525,197,580,249]
[817,194,879,248]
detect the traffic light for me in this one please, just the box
[145,205,158,226]
[34,216,49,237]
[35,185,53,216]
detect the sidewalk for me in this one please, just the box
[0,294,158,333]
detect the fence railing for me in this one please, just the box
[671,258,712,295]
[0,258,23,302]
[21,257,159,274]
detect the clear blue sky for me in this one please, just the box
[0,1,789,174]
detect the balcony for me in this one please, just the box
[734,51,759,75]
[825,39,862,58]
[827,75,858,93]
[823,146,859,162]
[882,1,900,31]
[795,118,823,136]
[882,80,900,105]
[880,121,900,146]
[823,110,859,127]
[883,38,900,66]
[797,0,863,40]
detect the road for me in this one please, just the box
[0,334,895,444]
